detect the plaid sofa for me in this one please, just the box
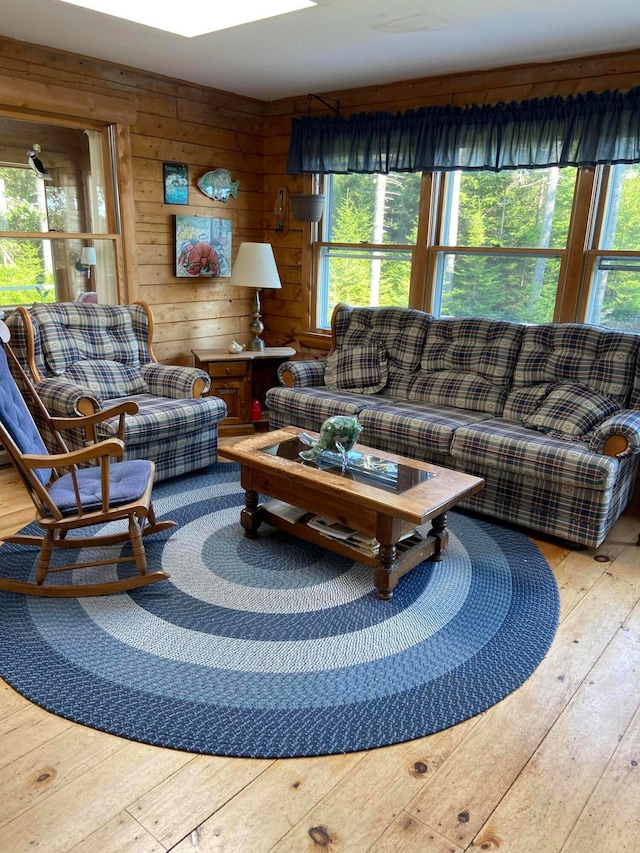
[6,302,227,482]
[266,304,640,547]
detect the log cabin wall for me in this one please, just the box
[0,35,266,365]
[262,48,640,357]
[3,35,640,364]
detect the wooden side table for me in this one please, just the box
[192,347,296,436]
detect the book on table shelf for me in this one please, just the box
[263,502,420,558]
[262,499,309,524]
[306,516,379,555]
[306,516,420,558]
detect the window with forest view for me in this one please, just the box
[587,163,640,332]
[316,173,420,327]
[434,167,576,323]
[0,166,55,306]
[315,163,640,333]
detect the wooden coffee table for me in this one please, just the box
[219,426,484,600]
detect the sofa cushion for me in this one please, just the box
[409,317,525,416]
[325,344,388,394]
[451,418,617,490]
[266,386,384,430]
[522,383,621,441]
[510,323,639,417]
[332,304,431,373]
[358,401,493,457]
[419,317,525,384]
[63,359,149,399]
[408,370,509,417]
[95,393,226,446]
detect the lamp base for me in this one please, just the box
[247,291,266,352]
[246,337,265,352]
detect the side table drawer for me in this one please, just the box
[208,362,249,379]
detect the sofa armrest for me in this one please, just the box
[35,378,102,417]
[589,410,640,458]
[278,359,327,388]
[141,363,211,398]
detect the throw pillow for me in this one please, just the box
[523,383,621,441]
[325,344,388,395]
[63,359,148,400]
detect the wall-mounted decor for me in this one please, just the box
[163,162,189,205]
[197,168,239,202]
[174,215,232,278]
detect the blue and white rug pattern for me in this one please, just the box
[0,463,560,757]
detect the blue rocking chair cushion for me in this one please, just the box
[0,318,175,597]
[47,459,153,515]
[0,348,51,487]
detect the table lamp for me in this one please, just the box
[229,242,282,352]
[80,246,97,281]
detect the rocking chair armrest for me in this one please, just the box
[51,400,139,432]
[22,438,126,469]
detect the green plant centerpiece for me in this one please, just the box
[299,415,363,472]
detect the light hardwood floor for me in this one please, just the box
[1,453,639,853]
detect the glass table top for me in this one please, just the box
[259,436,434,495]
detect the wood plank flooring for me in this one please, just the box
[0,455,639,852]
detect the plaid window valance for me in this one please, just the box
[287,87,640,174]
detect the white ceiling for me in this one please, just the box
[3,0,640,101]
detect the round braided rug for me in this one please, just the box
[0,463,559,758]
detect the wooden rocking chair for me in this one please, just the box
[0,319,174,596]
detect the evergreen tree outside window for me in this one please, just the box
[317,168,578,327]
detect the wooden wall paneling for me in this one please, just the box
[0,72,136,125]
[266,48,640,120]
[0,34,266,366]
[127,79,265,362]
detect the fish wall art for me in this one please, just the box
[197,169,240,202]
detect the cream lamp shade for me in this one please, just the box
[81,247,97,267]
[229,242,281,351]
[229,242,281,290]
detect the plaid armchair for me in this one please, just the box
[6,301,226,481]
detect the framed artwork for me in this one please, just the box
[163,162,189,205]
[174,215,232,278]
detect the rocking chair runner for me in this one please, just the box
[0,320,175,596]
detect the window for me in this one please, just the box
[586,163,640,332]
[315,173,421,328]
[0,117,119,311]
[432,168,577,323]
[314,164,640,332]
